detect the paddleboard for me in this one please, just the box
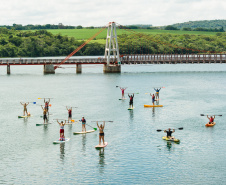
[36,123,52,126]
[119,98,127,100]
[162,136,180,143]
[18,115,32,118]
[53,138,70,144]
[95,142,108,149]
[155,99,160,101]
[73,130,95,134]
[205,122,216,127]
[128,107,135,110]
[144,105,163,107]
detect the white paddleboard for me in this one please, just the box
[119,98,127,100]
[128,107,135,110]
[95,142,108,149]
[53,138,70,144]
[73,130,95,134]
[36,123,52,126]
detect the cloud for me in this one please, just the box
[0,0,225,26]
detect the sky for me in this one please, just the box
[0,0,226,27]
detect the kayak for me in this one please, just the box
[73,130,95,134]
[95,142,108,149]
[128,107,135,110]
[205,122,216,127]
[53,138,70,144]
[18,115,32,118]
[162,136,180,143]
[144,105,163,107]
[36,123,52,126]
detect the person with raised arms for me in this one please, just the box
[80,116,86,132]
[128,93,134,108]
[20,102,29,116]
[164,128,175,140]
[44,98,50,115]
[41,105,48,124]
[207,115,215,124]
[154,88,161,99]
[57,119,66,141]
[97,121,105,145]
[66,106,72,123]
[120,87,127,99]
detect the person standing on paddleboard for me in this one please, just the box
[44,98,50,115]
[20,102,29,116]
[80,116,86,132]
[120,87,127,99]
[151,94,155,105]
[97,121,105,145]
[66,106,72,123]
[207,115,215,124]
[164,128,175,139]
[41,106,48,124]
[128,94,134,108]
[154,88,161,99]
[57,120,66,141]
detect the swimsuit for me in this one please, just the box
[99,133,104,136]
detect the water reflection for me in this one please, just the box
[129,110,134,121]
[98,148,105,174]
[82,134,86,152]
[166,141,172,151]
[23,118,29,124]
[60,143,65,161]
[152,107,155,117]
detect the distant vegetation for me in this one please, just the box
[169,20,226,30]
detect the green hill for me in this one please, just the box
[170,20,226,30]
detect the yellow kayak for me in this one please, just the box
[162,136,180,143]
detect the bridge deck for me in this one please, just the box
[0,54,226,65]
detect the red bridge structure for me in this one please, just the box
[1,22,226,74]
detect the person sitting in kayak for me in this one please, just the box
[97,121,105,145]
[151,94,155,105]
[41,106,48,124]
[164,128,175,139]
[120,87,127,99]
[44,98,50,115]
[154,88,161,99]
[207,115,215,124]
[57,120,66,139]
[80,116,86,132]
[20,102,29,116]
[128,94,134,108]
[66,106,72,123]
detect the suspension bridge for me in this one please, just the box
[1,22,226,74]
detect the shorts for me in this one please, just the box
[60,129,64,133]
[69,114,72,118]
[152,99,155,103]
[129,101,133,105]
[99,133,104,136]
[43,115,47,120]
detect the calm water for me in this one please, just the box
[0,63,226,184]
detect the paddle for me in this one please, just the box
[91,121,113,122]
[84,123,97,130]
[156,127,183,132]
[200,114,222,116]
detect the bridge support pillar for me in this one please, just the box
[43,64,55,74]
[76,64,82,73]
[7,65,10,74]
[103,64,121,73]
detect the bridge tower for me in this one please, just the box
[103,22,121,73]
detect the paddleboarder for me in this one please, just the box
[154,88,161,99]
[164,128,175,139]
[66,106,72,123]
[57,119,66,140]
[80,116,86,132]
[44,98,50,115]
[151,94,155,105]
[97,121,105,145]
[207,115,215,124]
[20,102,29,116]
[128,93,134,108]
[41,105,48,124]
[120,87,127,99]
